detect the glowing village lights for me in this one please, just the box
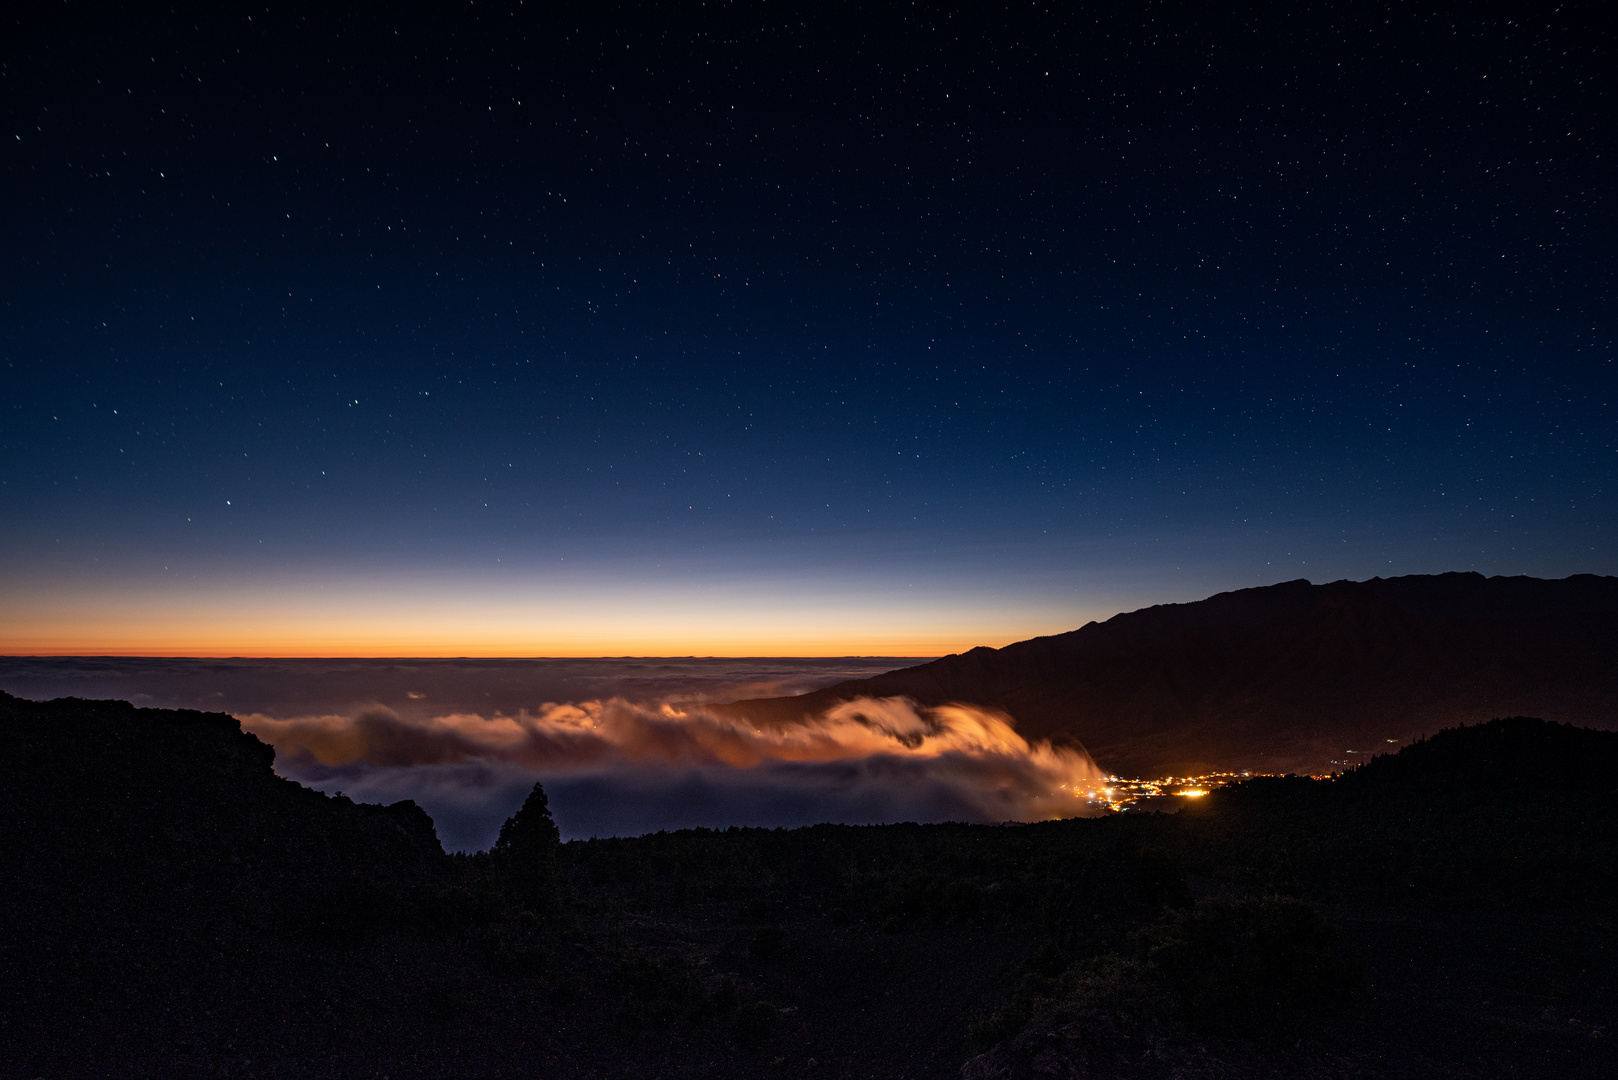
[1078,771,1255,811]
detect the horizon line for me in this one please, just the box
[0,651,951,661]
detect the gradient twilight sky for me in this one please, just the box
[2,1,1613,656]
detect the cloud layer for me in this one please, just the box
[242,696,1107,847]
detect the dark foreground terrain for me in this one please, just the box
[3,690,1615,1078]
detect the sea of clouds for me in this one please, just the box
[0,656,1105,848]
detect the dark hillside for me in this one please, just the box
[3,692,1616,1078]
[1166,717,1618,906]
[955,718,1618,1079]
[0,692,454,1069]
[0,692,450,936]
[718,573,1618,777]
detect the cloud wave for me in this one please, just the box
[240,696,1108,837]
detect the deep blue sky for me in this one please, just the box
[2,0,1612,654]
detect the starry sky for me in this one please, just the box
[2,1,1612,656]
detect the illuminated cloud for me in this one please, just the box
[241,695,1107,844]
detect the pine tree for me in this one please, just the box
[492,781,561,911]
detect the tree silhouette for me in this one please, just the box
[492,781,561,910]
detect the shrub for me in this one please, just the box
[1141,896,1360,1036]
[734,1000,776,1045]
[748,924,785,963]
[707,976,739,1013]
[614,951,705,1028]
[300,878,393,942]
[420,884,500,932]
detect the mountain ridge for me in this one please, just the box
[716,573,1618,777]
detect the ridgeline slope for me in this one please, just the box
[718,573,1618,777]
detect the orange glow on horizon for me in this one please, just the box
[0,572,1101,659]
[0,637,974,659]
[0,615,1007,658]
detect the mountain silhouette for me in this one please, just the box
[717,573,1618,778]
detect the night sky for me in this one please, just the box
[3,1,1613,656]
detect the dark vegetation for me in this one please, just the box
[721,573,1618,777]
[3,692,1615,1078]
